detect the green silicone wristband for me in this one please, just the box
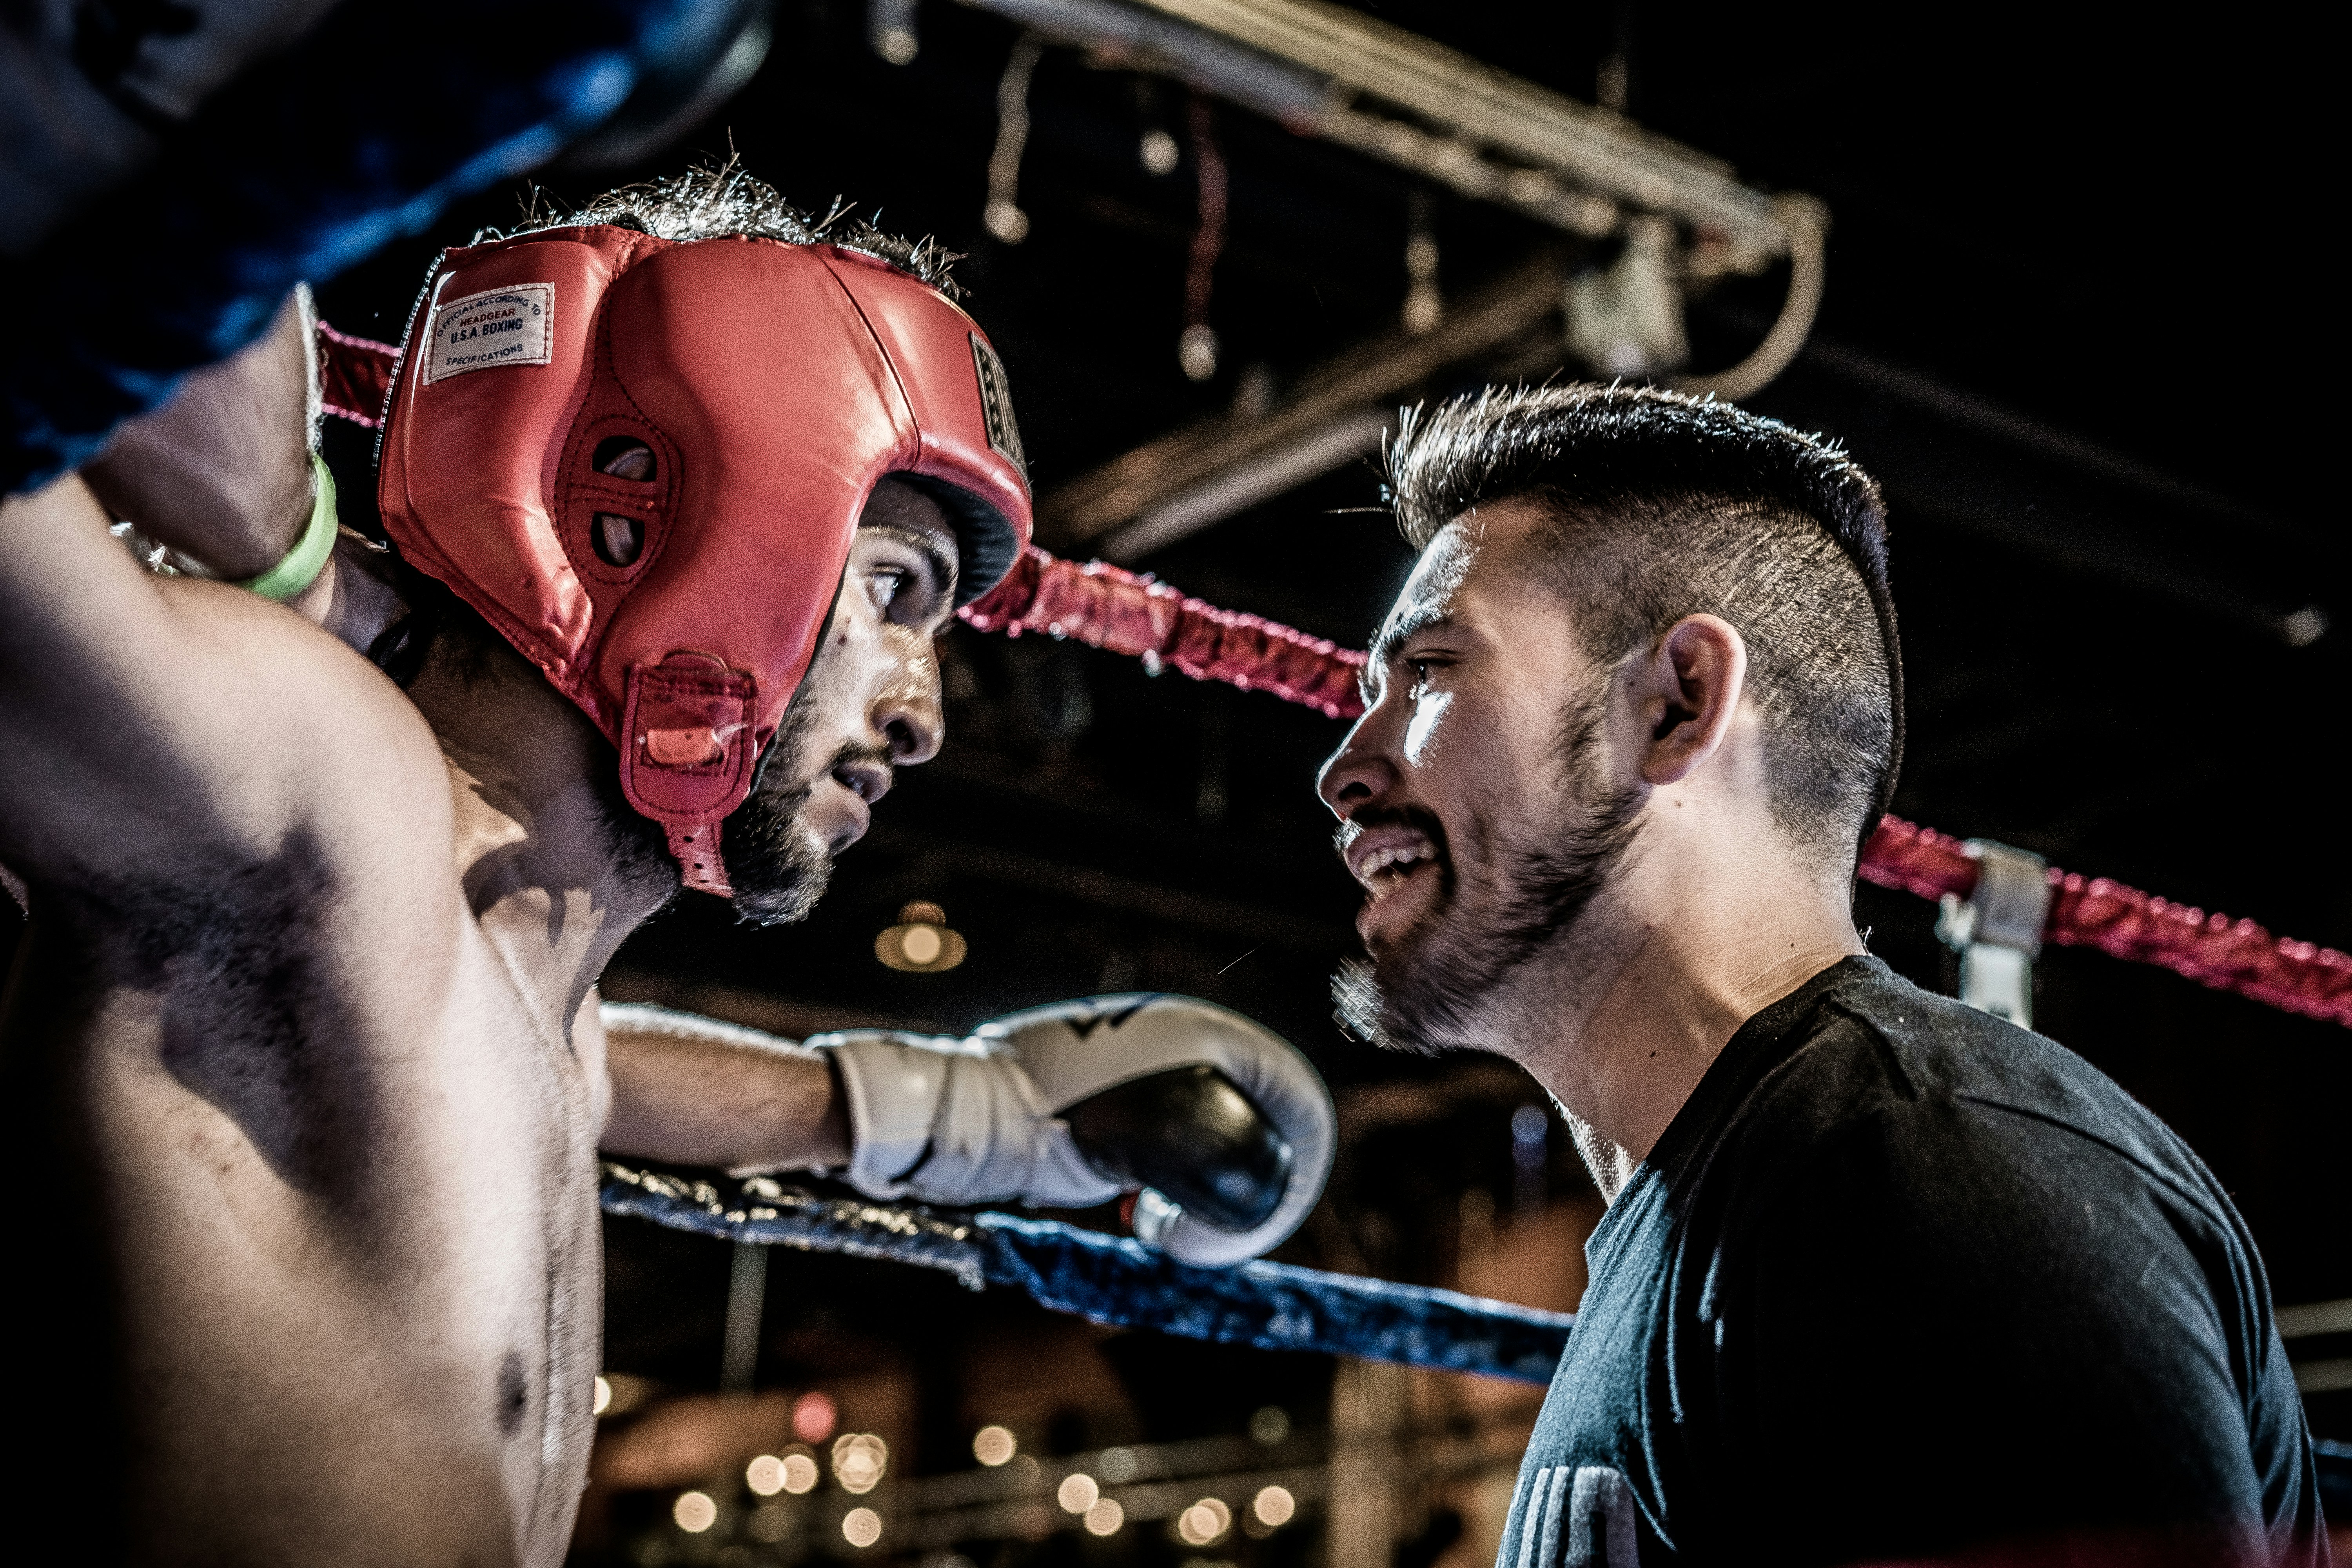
[239,452,339,601]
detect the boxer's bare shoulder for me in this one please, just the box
[0,472,596,1565]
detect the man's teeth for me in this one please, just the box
[1366,845,1430,877]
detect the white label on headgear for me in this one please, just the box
[423,283,553,385]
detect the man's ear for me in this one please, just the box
[1632,613,1746,786]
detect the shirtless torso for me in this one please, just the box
[0,282,964,1563]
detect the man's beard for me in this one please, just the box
[723,693,897,926]
[1333,681,1642,1056]
[590,693,873,926]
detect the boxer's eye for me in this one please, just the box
[867,546,953,627]
[870,565,913,612]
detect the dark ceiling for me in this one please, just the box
[15,0,2343,1437]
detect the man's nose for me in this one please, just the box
[1317,711,1399,820]
[872,644,945,766]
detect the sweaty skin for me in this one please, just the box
[1317,499,1863,1197]
[0,307,954,1564]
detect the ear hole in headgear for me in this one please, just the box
[593,514,645,567]
[593,437,657,482]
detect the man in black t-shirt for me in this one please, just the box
[1315,385,2325,1566]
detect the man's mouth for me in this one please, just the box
[1341,818,1445,903]
[833,760,891,806]
[811,760,891,853]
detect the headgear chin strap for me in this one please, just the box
[378,225,1032,896]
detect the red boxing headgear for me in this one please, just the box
[377,225,1031,897]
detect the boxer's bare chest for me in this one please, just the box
[6,844,603,1565]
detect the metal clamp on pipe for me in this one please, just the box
[1934,839,2051,1027]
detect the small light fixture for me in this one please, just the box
[876,901,966,973]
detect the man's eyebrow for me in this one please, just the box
[1361,606,1458,700]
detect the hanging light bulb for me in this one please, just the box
[983,35,1044,244]
[876,902,967,972]
[1178,323,1220,382]
[867,0,919,65]
[1178,93,1227,381]
[1403,189,1442,336]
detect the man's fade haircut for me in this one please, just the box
[1386,383,1902,865]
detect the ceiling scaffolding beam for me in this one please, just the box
[954,0,1811,264]
[1040,249,1572,553]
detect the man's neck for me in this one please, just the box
[409,640,673,1043]
[1511,848,1862,1199]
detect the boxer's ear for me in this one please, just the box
[1634,613,1746,787]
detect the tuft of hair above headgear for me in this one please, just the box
[498,160,965,297]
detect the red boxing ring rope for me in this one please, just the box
[316,328,2352,1029]
[960,546,1367,718]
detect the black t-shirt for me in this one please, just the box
[1502,956,2326,1567]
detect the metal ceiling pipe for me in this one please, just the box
[954,0,1828,411]
[954,0,1803,264]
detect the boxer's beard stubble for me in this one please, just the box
[724,695,893,926]
[592,691,871,926]
[1334,678,1642,1056]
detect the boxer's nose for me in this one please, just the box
[873,641,944,766]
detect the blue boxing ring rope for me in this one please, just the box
[602,1163,2352,1515]
[599,1163,1574,1384]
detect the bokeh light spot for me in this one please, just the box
[834,1433,887,1494]
[793,1391,838,1445]
[1178,1497,1232,1544]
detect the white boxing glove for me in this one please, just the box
[813,995,1335,1267]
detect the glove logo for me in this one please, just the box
[425,283,553,384]
[1062,995,1161,1040]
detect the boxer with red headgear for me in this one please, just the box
[0,169,1270,1568]
[374,189,1027,908]
[0,164,1332,1564]
[0,165,1015,1563]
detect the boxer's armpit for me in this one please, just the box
[598,1004,852,1174]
